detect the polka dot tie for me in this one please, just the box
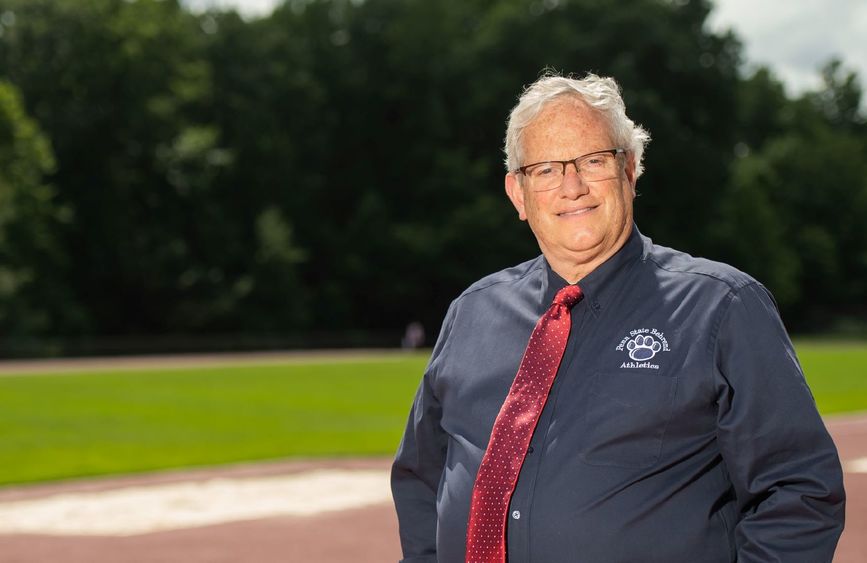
[465,284,584,563]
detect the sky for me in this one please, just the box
[183,0,867,100]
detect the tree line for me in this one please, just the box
[0,0,864,356]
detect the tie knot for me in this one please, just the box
[553,284,583,308]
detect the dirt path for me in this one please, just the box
[0,458,400,562]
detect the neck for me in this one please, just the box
[543,226,633,284]
[547,255,608,284]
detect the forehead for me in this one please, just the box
[521,97,612,163]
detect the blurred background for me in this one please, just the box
[0,0,864,356]
[0,2,866,560]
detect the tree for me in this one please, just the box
[0,0,275,338]
[713,62,867,329]
[1,0,861,349]
[209,0,744,333]
[0,80,84,345]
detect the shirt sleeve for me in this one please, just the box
[713,282,846,562]
[390,301,457,563]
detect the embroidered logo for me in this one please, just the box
[626,335,661,361]
[616,328,670,370]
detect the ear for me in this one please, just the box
[623,152,637,196]
[505,172,528,221]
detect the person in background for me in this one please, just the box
[402,321,426,349]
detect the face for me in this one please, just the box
[505,98,636,274]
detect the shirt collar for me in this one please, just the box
[541,224,646,317]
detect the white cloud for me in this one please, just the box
[183,0,279,18]
[709,0,867,97]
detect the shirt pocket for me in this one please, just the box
[579,371,678,468]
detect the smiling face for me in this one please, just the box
[505,97,636,282]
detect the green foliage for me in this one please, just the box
[712,61,867,328]
[0,0,862,344]
[201,0,744,332]
[0,0,218,334]
[809,59,865,131]
[0,80,84,338]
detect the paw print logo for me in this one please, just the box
[626,335,662,361]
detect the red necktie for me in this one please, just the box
[465,284,584,563]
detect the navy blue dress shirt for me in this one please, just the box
[391,226,845,562]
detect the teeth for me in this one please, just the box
[557,205,599,216]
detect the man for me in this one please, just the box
[391,72,845,563]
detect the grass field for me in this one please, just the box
[0,354,429,486]
[1,342,866,487]
[794,340,867,415]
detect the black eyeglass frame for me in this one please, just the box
[514,148,626,177]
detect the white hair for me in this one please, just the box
[503,72,651,178]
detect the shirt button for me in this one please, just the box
[512,510,521,520]
[527,446,534,454]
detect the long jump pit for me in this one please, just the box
[1,416,866,562]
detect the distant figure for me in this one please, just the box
[391,71,845,563]
[401,321,425,349]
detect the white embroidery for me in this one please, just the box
[615,328,670,369]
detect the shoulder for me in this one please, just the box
[641,236,759,294]
[429,256,546,369]
[455,255,546,301]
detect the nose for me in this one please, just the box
[560,161,589,198]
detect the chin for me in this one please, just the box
[563,232,604,253]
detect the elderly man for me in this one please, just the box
[391,72,845,563]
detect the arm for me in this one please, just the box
[391,304,456,563]
[714,282,845,562]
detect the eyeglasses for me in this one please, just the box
[516,148,625,192]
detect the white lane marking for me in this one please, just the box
[0,469,390,536]
[845,457,867,474]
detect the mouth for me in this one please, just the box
[557,206,597,217]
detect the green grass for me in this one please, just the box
[0,341,865,487]
[795,340,867,415]
[0,353,429,486]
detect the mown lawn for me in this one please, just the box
[0,341,864,486]
[795,340,867,415]
[0,353,429,486]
